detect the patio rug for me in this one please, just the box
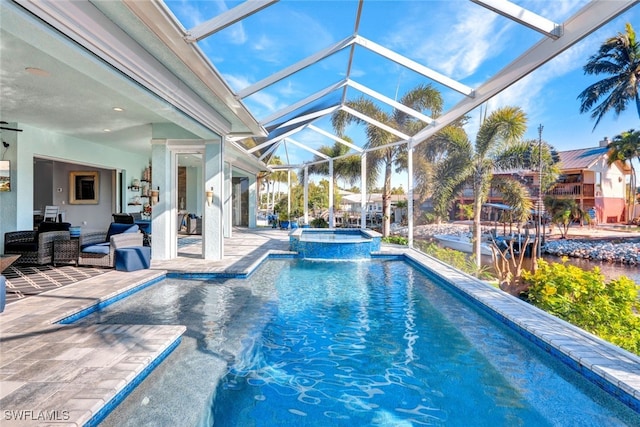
[3,265,107,304]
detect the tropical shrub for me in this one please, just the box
[421,212,438,225]
[310,217,329,228]
[382,236,408,245]
[523,259,640,355]
[415,241,492,279]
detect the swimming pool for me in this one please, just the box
[89,258,638,426]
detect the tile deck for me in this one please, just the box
[1,228,639,426]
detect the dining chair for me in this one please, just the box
[43,205,59,222]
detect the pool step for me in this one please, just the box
[0,270,186,426]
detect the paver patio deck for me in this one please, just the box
[1,227,639,426]
[0,228,290,426]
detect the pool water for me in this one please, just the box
[89,259,639,426]
[211,260,638,426]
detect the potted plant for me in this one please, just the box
[279,212,290,229]
[289,211,300,229]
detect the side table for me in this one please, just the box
[0,254,21,273]
[0,254,20,313]
[53,239,79,266]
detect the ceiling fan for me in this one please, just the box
[0,121,23,132]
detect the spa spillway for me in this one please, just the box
[289,228,382,259]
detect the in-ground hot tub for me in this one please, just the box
[289,228,382,259]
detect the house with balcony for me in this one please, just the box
[456,138,631,224]
[548,142,629,224]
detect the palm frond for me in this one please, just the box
[578,22,640,129]
[475,106,527,157]
[491,176,533,223]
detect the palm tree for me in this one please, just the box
[305,140,366,189]
[304,140,364,220]
[544,196,588,239]
[412,116,469,207]
[606,129,640,222]
[331,83,443,236]
[578,23,640,130]
[266,156,289,213]
[428,106,531,268]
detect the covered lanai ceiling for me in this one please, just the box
[146,0,636,171]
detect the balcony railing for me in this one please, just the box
[546,183,595,197]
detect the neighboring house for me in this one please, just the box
[337,191,408,226]
[455,138,631,224]
[548,141,629,224]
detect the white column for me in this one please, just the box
[203,139,224,260]
[287,170,291,220]
[407,141,414,248]
[303,166,309,225]
[329,159,334,228]
[151,140,173,259]
[361,153,367,229]
[270,180,275,215]
[248,174,257,228]
[224,161,232,237]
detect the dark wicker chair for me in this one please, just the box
[4,222,71,265]
[112,213,135,224]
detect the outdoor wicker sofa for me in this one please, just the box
[4,222,71,265]
[78,223,143,268]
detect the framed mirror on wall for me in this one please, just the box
[70,171,99,204]
[0,160,10,191]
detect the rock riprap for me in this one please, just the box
[544,239,640,264]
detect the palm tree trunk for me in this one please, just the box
[630,163,637,222]
[473,189,483,269]
[382,160,392,236]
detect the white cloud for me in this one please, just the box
[526,0,587,21]
[485,30,599,122]
[169,0,207,28]
[170,0,247,45]
[386,4,507,79]
[226,24,248,45]
[246,90,283,119]
[436,8,503,77]
[224,74,284,118]
[223,73,252,93]
[278,81,302,99]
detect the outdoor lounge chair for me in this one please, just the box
[78,223,143,268]
[4,222,71,265]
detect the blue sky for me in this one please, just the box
[166,1,639,187]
